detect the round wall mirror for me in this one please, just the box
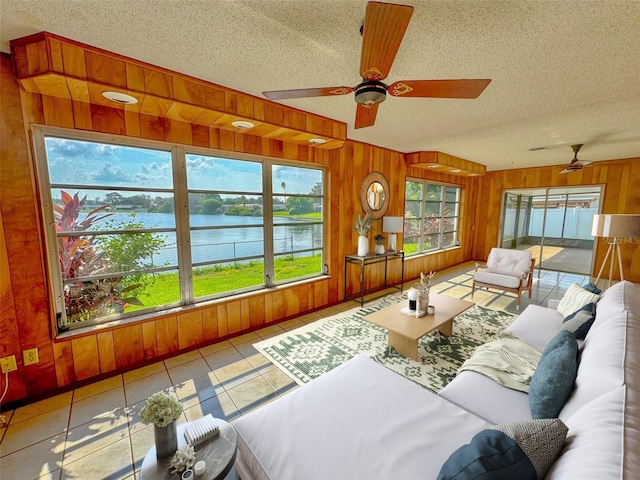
[360,171,390,219]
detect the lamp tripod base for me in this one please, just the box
[594,238,625,289]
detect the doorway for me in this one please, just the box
[500,186,603,275]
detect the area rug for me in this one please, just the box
[254,293,517,393]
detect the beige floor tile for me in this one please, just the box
[69,386,127,429]
[245,353,272,370]
[167,358,212,386]
[198,340,233,357]
[163,350,202,370]
[61,436,133,480]
[203,346,243,371]
[226,376,278,414]
[174,372,224,410]
[10,392,72,425]
[129,424,155,470]
[234,341,258,358]
[229,331,261,346]
[255,324,285,338]
[183,392,239,423]
[278,318,304,330]
[126,403,187,436]
[73,375,123,402]
[64,412,129,464]
[0,434,64,479]
[124,371,173,406]
[1,405,70,456]
[123,362,166,384]
[214,359,259,389]
[261,367,297,392]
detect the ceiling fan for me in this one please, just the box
[262,1,491,129]
[559,144,592,174]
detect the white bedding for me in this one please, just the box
[233,355,490,480]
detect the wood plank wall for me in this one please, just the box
[1,52,476,404]
[473,161,640,281]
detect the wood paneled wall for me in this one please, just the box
[1,51,476,404]
[473,161,640,282]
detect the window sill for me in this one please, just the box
[55,274,331,341]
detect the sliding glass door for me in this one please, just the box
[500,186,603,275]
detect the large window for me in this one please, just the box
[34,128,326,331]
[404,180,461,255]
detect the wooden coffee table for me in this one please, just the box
[363,292,474,361]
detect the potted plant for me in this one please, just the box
[374,234,386,254]
[140,391,183,458]
[353,212,374,257]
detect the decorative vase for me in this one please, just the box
[374,243,385,255]
[419,290,430,313]
[357,235,369,257]
[155,420,178,458]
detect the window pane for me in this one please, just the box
[444,202,458,216]
[405,181,422,201]
[423,233,440,251]
[426,184,441,200]
[443,217,458,233]
[442,231,457,248]
[186,155,262,192]
[273,224,323,255]
[46,137,173,189]
[425,201,441,216]
[274,252,322,282]
[193,260,265,297]
[190,194,264,226]
[273,165,323,195]
[405,199,421,218]
[191,227,264,263]
[445,187,459,202]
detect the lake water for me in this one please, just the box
[97,212,322,265]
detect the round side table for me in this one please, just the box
[141,419,237,480]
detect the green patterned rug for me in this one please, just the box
[254,293,517,393]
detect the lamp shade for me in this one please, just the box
[383,216,403,233]
[591,214,640,238]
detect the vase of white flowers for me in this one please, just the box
[140,391,183,458]
[353,212,374,257]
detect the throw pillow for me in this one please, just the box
[556,282,599,317]
[561,302,596,339]
[437,418,568,480]
[582,282,602,295]
[529,330,578,419]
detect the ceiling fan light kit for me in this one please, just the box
[262,1,491,129]
[559,143,592,174]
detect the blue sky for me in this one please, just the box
[45,137,323,198]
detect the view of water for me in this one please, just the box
[95,212,322,266]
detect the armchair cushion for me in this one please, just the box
[474,271,523,289]
[485,248,533,278]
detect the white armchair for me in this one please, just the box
[471,248,536,309]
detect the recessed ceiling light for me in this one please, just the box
[427,164,440,169]
[467,173,480,177]
[309,138,327,144]
[102,91,138,104]
[451,169,462,173]
[231,120,255,129]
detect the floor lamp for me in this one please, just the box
[591,214,640,289]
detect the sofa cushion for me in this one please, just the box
[438,418,567,480]
[556,283,599,317]
[506,304,564,351]
[590,280,640,332]
[547,387,625,480]
[561,302,596,340]
[439,370,533,425]
[530,331,578,419]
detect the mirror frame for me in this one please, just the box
[360,171,390,220]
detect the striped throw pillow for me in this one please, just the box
[556,283,599,317]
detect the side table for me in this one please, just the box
[141,419,237,480]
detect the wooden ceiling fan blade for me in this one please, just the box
[354,103,379,129]
[263,86,353,100]
[387,79,492,98]
[359,2,413,81]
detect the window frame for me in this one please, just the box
[32,126,327,331]
[403,178,461,256]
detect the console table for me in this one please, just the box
[344,251,404,306]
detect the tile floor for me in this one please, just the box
[0,261,627,479]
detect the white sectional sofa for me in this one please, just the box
[233,280,640,479]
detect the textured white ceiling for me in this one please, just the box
[2,0,639,171]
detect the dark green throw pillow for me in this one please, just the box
[529,330,578,419]
[437,419,568,480]
[561,302,596,339]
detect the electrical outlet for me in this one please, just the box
[0,355,17,373]
[23,348,39,366]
